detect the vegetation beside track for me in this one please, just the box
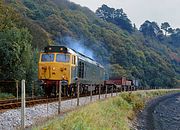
[34,89,180,130]
[0,93,15,100]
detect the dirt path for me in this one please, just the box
[135,92,180,130]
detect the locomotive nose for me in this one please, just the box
[59,67,68,80]
[60,67,67,72]
[42,66,47,70]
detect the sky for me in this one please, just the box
[69,0,180,29]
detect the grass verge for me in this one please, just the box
[34,89,180,130]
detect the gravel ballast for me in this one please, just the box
[0,93,115,130]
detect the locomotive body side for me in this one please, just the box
[77,54,105,85]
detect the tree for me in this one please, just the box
[161,22,170,36]
[0,1,20,30]
[167,27,174,34]
[140,21,163,40]
[109,64,128,78]
[0,28,33,81]
[96,4,133,32]
[170,28,180,47]
[5,0,178,88]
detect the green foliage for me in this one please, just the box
[0,1,38,94]
[0,1,20,30]
[3,0,179,88]
[0,93,15,100]
[109,64,128,78]
[0,27,32,80]
[121,93,145,112]
[170,28,180,47]
[140,20,162,38]
[96,4,133,33]
[161,22,170,36]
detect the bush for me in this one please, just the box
[132,100,145,112]
[0,93,15,100]
[121,92,145,112]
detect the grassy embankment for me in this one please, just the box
[34,89,180,130]
[0,93,15,100]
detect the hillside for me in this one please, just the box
[1,0,179,88]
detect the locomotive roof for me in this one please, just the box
[44,45,104,69]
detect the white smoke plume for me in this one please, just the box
[57,36,94,59]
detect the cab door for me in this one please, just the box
[71,55,77,84]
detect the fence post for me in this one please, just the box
[21,80,25,130]
[77,79,80,106]
[99,85,101,100]
[90,84,92,102]
[105,85,107,98]
[46,96,48,118]
[16,80,18,100]
[32,81,35,98]
[58,81,62,114]
[116,86,118,96]
[111,86,113,97]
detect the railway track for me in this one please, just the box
[0,96,66,111]
[0,94,92,111]
[0,88,133,112]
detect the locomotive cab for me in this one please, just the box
[38,46,77,96]
[39,53,71,83]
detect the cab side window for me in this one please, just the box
[78,61,84,78]
[74,56,76,64]
[72,56,76,65]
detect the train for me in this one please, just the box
[38,45,138,96]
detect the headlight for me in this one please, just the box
[42,66,47,70]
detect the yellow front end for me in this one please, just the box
[38,52,72,85]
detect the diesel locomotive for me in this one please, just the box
[38,45,105,96]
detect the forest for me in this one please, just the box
[0,0,179,92]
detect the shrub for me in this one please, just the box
[0,93,15,100]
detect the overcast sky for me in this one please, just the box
[69,0,180,29]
